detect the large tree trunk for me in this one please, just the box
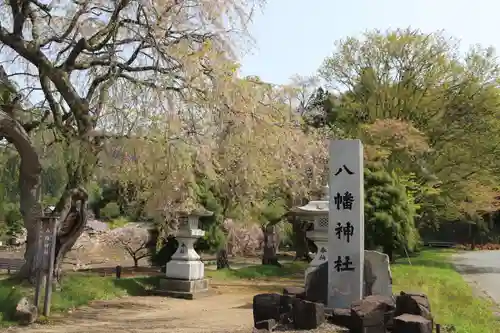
[52,187,89,282]
[0,111,43,282]
[216,248,230,270]
[17,186,89,282]
[290,216,313,262]
[49,136,97,282]
[262,224,281,266]
[382,244,394,263]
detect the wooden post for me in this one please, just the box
[33,218,43,308]
[33,184,43,308]
[115,265,122,279]
[436,323,441,333]
[37,208,58,317]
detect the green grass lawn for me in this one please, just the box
[0,250,498,332]
[0,273,160,327]
[392,249,499,333]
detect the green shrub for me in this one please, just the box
[364,164,419,260]
[100,202,121,220]
[3,204,23,237]
[108,216,129,229]
[192,177,228,253]
[196,224,226,253]
[260,198,287,224]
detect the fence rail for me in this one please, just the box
[0,258,25,274]
[424,241,456,248]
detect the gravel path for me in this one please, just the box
[452,250,500,305]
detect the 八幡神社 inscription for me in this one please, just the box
[333,255,355,272]
[328,139,364,309]
[335,222,354,243]
[333,191,354,210]
[334,165,354,175]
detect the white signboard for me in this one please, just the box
[328,139,364,309]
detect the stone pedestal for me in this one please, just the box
[157,278,209,300]
[156,212,212,299]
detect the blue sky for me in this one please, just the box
[239,0,500,84]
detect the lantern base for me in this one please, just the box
[165,259,204,280]
[155,278,211,300]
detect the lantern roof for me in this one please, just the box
[288,184,330,216]
[177,207,213,217]
[296,200,328,212]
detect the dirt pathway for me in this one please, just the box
[4,293,254,333]
[1,283,288,333]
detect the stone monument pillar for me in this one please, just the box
[328,139,365,309]
[157,208,213,299]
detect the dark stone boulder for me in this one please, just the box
[369,295,396,329]
[393,314,432,333]
[292,298,325,330]
[255,318,277,332]
[253,293,300,329]
[253,293,282,326]
[279,294,294,318]
[395,291,433,323]
[350,295,395,333]
[327,308,352,329]
[304,262,328,304]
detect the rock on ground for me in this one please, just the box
[15,297,37,325]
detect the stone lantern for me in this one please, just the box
[158,207,213,299]
[292,185,330,282]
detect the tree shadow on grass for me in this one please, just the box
[393,249,458,270]
[112,276,161,296]
[394,258,453,270]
